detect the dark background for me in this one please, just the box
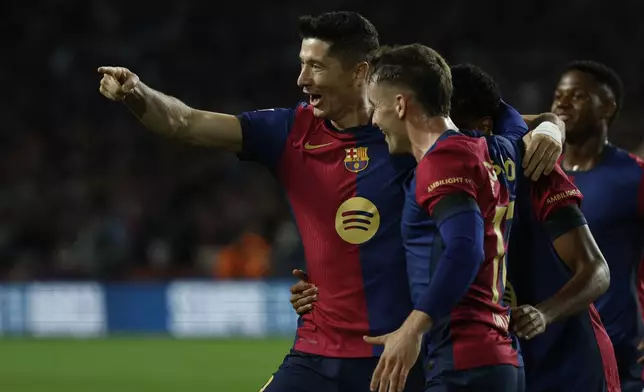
[2,0,642,281]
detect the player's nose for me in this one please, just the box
[297,68,312,88]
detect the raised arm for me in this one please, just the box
[98,66,242,151]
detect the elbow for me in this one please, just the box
[593,259,610,296]
[577,257,610,300]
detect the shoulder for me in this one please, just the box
[605,145,644,185]
[416,133,486,187]
[606,144,643,168]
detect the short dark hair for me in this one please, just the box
[298,11,379,67]
[563,60,624,124]
[367,43,451,117]
[450,63,501,123]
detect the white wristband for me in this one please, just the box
[532,121,562,144]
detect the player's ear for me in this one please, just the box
[479,117,493,134]
[600,99,617,122]
[395,94,406,120]
[354,61,369,85]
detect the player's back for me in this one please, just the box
[238,103,417,358]
[406,130,521,374]
[563,144,644,368]
[485,134,617,392]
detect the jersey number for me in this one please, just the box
[491,201,514,304]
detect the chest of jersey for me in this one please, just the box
[568,168,639,235]
[566,159,641,280]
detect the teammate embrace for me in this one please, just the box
[98,10,642,392]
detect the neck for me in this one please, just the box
[563,126,608,171]
[330,95,370,130]
[408,115,458,163]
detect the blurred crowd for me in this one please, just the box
[1,0,642,281]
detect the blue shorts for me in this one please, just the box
[260,350,426,392]
[424,364,525,392]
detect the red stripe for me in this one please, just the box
[589,305,621,392]
[282,105,371,358]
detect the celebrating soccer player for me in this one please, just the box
[552,61,644,392]
[362,44,524,392]
[450,63,619,392]
[98,11,562,392]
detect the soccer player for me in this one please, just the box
[552,61,644,392]
[450,63,619,392]
[362,43,523,392]
[97,11,561,391]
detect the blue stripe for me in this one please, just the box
[354,131,415,356]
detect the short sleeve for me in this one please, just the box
[236,107,296,170]
[493,100,529,143]
[531,164,583,222]
[415,140,484,216]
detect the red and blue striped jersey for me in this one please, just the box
[493,135,620,392]
[406,130,521,372]
[563,145,644,372]
[237,103,416,358]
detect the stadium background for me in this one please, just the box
[2,1,643,391]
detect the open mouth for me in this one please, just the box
[557,114,571,122]
[309,94,322,106]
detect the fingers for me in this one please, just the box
[529,150,553,181]
[523,139,544,178]
[512,307,536,332]
[370,356,386,392]
[292,269,309,282]
[122,73,139,93]
[387,362,401,392]
[97,66,138,94]
[363,334,387,345]
[529,144,560,180]
[512,307,545,340]
[396,367,409,392]
[541,149,558,176]
[289,280,313,294]
[524,134,562,180]
[516,321,544,340]
[293,290,318,314]
[377,359,392,392]
[99,85,117,100]
[97,66,114,75]
[98,74,126,101]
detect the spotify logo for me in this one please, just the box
[335,197,380,245]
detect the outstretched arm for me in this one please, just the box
[98,67,242,151]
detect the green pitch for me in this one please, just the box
[0,338,292,392]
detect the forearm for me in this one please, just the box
[124,82,193,140]
[415,209,484,324]
[537,261,609,324]
[123,82,243,150]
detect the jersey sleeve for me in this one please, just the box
[530,164,583,223]
[236,107,296,171]
[492,100,529,143]
[415,140,483,217]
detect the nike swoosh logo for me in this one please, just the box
[304,142,334,150]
